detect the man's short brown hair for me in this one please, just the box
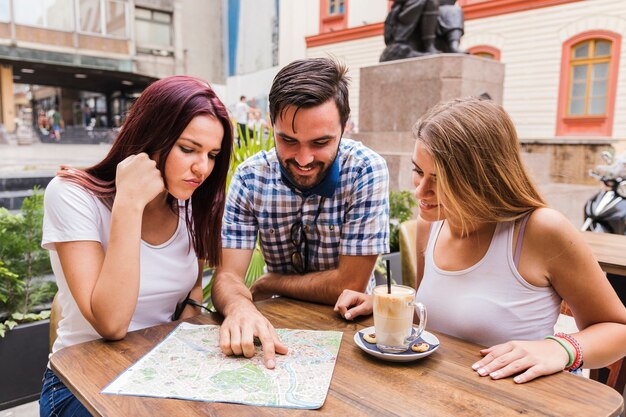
[269,57,350,133]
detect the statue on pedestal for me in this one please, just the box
[380,0,465,63]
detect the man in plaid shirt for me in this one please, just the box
[213,58,390,368]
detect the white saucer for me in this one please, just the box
[354,326,440,363]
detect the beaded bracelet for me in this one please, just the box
[555,332,584,371]
[544,335,575,368]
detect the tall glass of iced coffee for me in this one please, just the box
[373,285,427,353]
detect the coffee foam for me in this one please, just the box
[373,286,414,318]
[373,286,414,296]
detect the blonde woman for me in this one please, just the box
[335,97,626,383]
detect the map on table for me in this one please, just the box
[101,323,342,409]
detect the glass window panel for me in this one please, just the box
[135,19,171,47]
[589,97,606,115]
[153,11,171,23]
[95,96,106,113]
[135,7,151,19]
[591,80,607,98]
[135,19,151,45]
[135,7,171,46]
[106,0,127,36]
[592,62,609,80]
[567,38,614,118]
[569,98,585,115]
[14,0,45,26]
[0,0,9,22]
[46,0,74,30]
[571,82,586,98]
[79,0,102,33]
[339,0,344,13]
[595,40,611,57]
[573,42,590,59]
[572,65,587,81]
[151,22,171,46]
[329,2,335,14]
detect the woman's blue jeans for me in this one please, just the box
[39,368,92,417]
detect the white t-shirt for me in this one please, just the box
[42,177,198,353]
[235,101,250,124]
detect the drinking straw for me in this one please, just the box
[386,258,391,294]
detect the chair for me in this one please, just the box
[49,293,62,352]
[399,219,418,288]
[561,302,626,394]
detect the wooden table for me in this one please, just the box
[50,298,624,417]
[583,231,626,276]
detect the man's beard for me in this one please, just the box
[279,159,329,190]
[277,142,340,190]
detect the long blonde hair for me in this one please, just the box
[412,97,546,235]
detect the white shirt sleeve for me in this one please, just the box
[42,176,103,251]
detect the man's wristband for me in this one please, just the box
[173,292,212,321]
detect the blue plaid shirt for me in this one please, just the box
[222,139,389,292]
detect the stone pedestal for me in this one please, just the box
[353,54,505,191]
[520,139,616,185]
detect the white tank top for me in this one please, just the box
[416,220,561,347]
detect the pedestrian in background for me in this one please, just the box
[235,95,251,145]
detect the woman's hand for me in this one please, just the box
[115,153,165,209]
[333,289,373,320]
[471,339,571,383]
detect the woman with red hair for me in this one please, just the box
[40,76,233,417]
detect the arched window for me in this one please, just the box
[568,39,611,116]
[556,31,621,137]
[320,0,348,34]
[468,45,501,61]
[328,0,345,15]
[475,52,495,59]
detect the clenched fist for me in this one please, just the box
[115,153,165,209]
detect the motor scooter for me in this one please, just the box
[581,151,626,234]
[581,151,626,307]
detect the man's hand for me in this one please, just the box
[333,289,373,320]
[219,302,289,369]
[212,250,287,368]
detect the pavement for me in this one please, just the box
[0,142,112,177]
[0,402,38,417]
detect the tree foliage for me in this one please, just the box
[0,188,56,335]
[389,190,419,253]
